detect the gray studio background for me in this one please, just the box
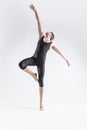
[0,0,87,130]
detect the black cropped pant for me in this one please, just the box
[18,56,45,87]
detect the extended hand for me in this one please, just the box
[29,4,36,12]
[65,59,70,66]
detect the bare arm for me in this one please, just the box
[51,45,70,66]
[29,4,43,40]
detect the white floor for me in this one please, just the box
[0,103,87,130]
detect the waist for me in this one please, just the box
[33,56,46,62]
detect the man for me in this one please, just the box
[19,4,70,111]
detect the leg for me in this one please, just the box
[39,87,44,111]
[19,57,38,81]
[37,64,45,111]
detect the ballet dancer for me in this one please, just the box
[19,4,70,111]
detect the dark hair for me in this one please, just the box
[50,32,55,41]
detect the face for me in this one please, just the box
[45,32,52,39]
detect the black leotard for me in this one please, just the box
[19,36,52,87]
[33,36,52,61]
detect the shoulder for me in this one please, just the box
[50,42,56,49]
[50,42,56,47]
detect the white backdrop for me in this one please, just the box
[0,0,87,130]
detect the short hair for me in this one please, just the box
[50,32,55,41]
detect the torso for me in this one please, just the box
[33,36,52,61]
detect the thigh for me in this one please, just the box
[19,56,37,69]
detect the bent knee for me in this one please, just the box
[18,61,26,70]
[38,79,44,87]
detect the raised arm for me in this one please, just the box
[51,45,70,66]
[29,4,43,40]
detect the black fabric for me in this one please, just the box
[33,36,52,61]
[18,36,52,87]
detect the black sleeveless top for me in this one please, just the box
[33,36,52,61]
